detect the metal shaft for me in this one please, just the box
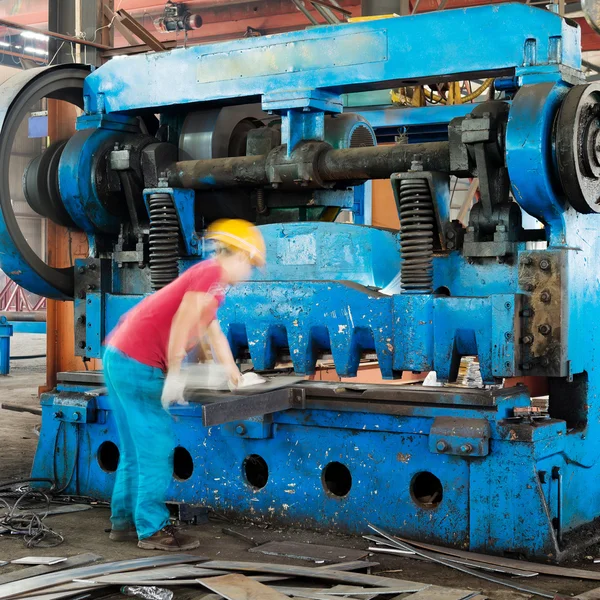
[0,311,46,322]
[168,141,451,190]
[168,155,269,190]
[317,142,451,181]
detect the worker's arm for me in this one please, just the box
[206,320,241,387]
[166,291,216,374]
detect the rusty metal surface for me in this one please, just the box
[518,250,567,377]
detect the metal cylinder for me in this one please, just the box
[168,155,268,190]
[148,193,180,290]
[317,142,451,182]
[0,311,46,322]
[398,178,435,294]
[168,141,451,191]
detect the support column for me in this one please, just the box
[42,0,108,392]
[48,0,113,66]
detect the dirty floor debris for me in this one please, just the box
[4,335,600,599]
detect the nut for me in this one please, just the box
[460,443,474,454]
[436,440,448,452]
[524,283,534,292]
[538,323,552,336]
[235,424,247,435]
[521,256,533,266]
[522,334,534,345]
[539,259,551,271]
[540,290,551,303]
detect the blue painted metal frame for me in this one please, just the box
[0,317,12,376]
[25,3,600,561]
[9,321,46,334]
[83,5,581,116]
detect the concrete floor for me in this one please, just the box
[1,334,600,599]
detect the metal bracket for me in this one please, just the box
[201,387,306,426]
[52,393,97,423]
[429,416,490,457]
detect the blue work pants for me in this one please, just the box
[103,346,173,540]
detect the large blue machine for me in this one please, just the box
[1,3,598,560]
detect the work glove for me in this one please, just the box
[161,370,189,410]
[186,362,230,391]
[228,372,266,392]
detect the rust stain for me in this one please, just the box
[397,452,411,463]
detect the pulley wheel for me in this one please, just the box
[23,140,75,227]
[0,65,89,299]
[555,83,600,214]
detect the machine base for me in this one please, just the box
[32,371,591,561]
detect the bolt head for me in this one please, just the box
[447,241,455,250]
[460,443,474,454]
[446,230,455,240]
[540,291,551,303]
[522,334,534,345]
[539,259,550,271]
[524,283,534,292]
[235,424,246,435]
[436,440,448,452]
[522,256,533,266]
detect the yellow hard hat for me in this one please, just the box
[206,219,266,266]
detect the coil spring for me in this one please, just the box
[148,193,180,290]
[399,178,434,294]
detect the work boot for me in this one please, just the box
[109,525,137,542]
[137,524,200,551]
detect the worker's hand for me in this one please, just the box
[228,371,266,391]
[228,368,242,389]
[161,370,189,410]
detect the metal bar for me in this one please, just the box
[103,3,138,47]
[0,554,202,600]
[310,0,353,15]
[0,554,101,587]
[457,177,479,225]
[201,388,305,426]
[0,311,46,322]
[367,525,554,599]
[312,2,341,23]
[0,18,110,50]
[116,9,166,52]
[169,141,453,190]
[199,561,426,590]
[0,49,46,64]
[292,0,321,25]
[318,141,452,180]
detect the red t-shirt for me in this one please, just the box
[107,260,226,371]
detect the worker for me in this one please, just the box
[102,219,266,551]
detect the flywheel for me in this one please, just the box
[0,64,89,300]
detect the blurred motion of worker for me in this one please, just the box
[102,219,266,551]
